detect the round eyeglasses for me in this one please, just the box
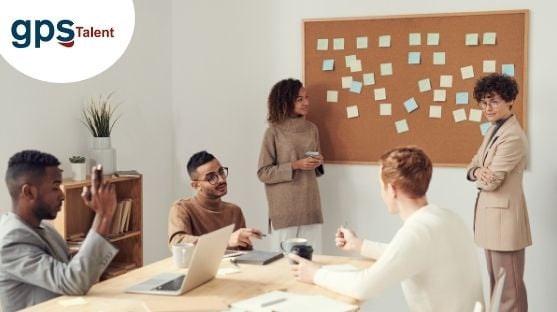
[193,167,228,185]
[478,98,504,110]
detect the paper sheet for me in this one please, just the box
[379,103,392,116]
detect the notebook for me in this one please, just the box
[232,250,283,265]
[230,290,358,312]
[125,224,233,296]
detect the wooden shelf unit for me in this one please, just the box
[52,174,143,274]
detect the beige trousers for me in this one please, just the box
[484,249,528,312]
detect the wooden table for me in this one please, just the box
[22,255,373,311]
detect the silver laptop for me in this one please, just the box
[126,224,233,295]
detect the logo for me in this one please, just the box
[0,0,135,83]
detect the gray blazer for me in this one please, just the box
[0,212,118,312]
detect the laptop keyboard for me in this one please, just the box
[153,275,186,291]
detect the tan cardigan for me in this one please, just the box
[257,117,323,230]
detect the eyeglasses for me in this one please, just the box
[478,98,504,110]
[193,167,228,185]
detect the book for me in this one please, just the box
[232,250,283,265]
[113,170,141,177]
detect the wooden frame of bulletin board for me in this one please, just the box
[303,10,528,166]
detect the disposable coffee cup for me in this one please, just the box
[172,242,194,268]
[291,245,313,264]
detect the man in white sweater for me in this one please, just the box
[291,146,484,311]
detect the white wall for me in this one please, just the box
[172,1,557,311]
[0,0,174,265]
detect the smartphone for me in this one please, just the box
[305,151,320,158]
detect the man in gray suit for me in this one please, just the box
[0,150,119,312]
[467,73,531,312]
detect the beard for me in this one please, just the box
[34,199,60,220]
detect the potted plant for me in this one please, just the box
[82,92,121,174]
[69,155,87,181]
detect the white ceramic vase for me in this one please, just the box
[90,137,116,174]
[70,163,87,181]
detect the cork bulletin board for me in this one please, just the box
[303,10,528,166]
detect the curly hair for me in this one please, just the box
[267,78,303,124]
[473,73,519,103]
[379,146,432,199]
[187,150,215,180]
[5,150,60,200]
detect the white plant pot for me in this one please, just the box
[90,137,116,174]
[71,163,87,181]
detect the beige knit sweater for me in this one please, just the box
[257,117,323,230]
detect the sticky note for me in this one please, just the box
[380,103,392,116]
[456,92,469,105]
[380,63,392,76]
[465,33,479,46]
[483,32,497,45]
[363,73,375,86]
[480,122,492,136]
[341,76,352,89]
[404,97,418,113]
[429,105,442,118]
[350,59,362,72]
[427,33,440,45]
[346,105,359,119]
[409,33,421,46]
[433,52,445,65]
[345,54,357,67]
[418,78,432,92]
[461,65,475,79]
[440,75,453,88]
[333,38,345,50]
[433,89,446,102]
[378,35,391,47]
[453,108,467,123]
[322,59,334,71]
[483,60,496,73]
[374,88,387,101]
[502,64,515,76]
[395,119,409,133]
[469,108,483,122]
[350,81,363,94]
[317,39,328,51]
[356,36,368,49]
[408,52,421,65]
[326,90,338,103]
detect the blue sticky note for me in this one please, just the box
[350,81,363,94]
[502,64,515,76]
[322,59,334,71]
[408,52,421,65]
[456,92,469,105]
[404,97,419,112]
[480,122,492,136]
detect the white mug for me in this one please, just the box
[172,242,194,268]
[280,238,308,253]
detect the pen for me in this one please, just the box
[260,297,287,307]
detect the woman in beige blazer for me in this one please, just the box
[467,73,531,312]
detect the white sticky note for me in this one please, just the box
[461,65,475,79]
[440,75,453,88]
[333,38,345,50]
[483,60,496,73]
[418,78,432,92]
[395,119,409,133]
[380,63,393,76]
[427,33,440,45]
[433,52,445,65]
[469,108,483,122]
[453,108,467,123]
[380,103,392,116]
[350,59,362,72]
[322,59,334,71]
[356,36,368,49]
[502,64,515,76]
[326,90,338,103]
[345,54,357,67]
[363,73,375,86]
[409,33,421,46]
[341,76,353,89]
[408,52,421,65]
[350,81,363,94]
[483,32,497,45]
[456,92,469,105]
[317,38,328,51]
[346,105,359,119]
[374,88,387,101]
[480,122,492,136]
[433,89,446,102]
[404,97,419,112]
[429,105,442,118]
[378,35,391,47]
[465,33,479,46]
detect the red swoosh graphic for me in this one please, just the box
[58,41,74,48]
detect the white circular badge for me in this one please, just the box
[0,0,135,83]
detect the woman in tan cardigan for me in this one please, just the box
[257,78,325,253]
